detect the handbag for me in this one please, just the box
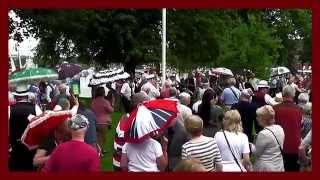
[222,130,244,172]
[265,128,284,156]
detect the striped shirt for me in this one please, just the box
[113,114,129,168]
[182,136,222,172]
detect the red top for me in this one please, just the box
[273,99,302,154]
[91,97,114,125]
[160,88,170,99]
[113,114,128,167]
[42,140,100,172]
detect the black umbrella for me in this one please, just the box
[56,62,83,80]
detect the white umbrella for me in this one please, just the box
[271,66,290,76]
[211,67,234,76]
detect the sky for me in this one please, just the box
[8,10,39,57]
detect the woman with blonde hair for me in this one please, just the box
[214,110,252,172]
[254,105,285,172]
[174,159,207,172]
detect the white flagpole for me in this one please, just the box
[162,8,166,86]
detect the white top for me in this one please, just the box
[122,138,163,172]
[177,104,192,123]
[141,82,160,100]
[192,100,202,113]
[254,125,285,172]
[214,131,250,172]
[264,94,278,106]
[120,82,132,100]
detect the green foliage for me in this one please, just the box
[10,9,311,77]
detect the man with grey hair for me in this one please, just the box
[179,92,191,106]
[274,85,302,172]
[43,114,100,172]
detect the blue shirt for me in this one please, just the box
[222,86,241,106]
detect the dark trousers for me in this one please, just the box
[283,153,299,172]
[113,165,122,172]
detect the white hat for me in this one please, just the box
[146,74,155,79]
[257,80,270,88]
[12,84,30,97]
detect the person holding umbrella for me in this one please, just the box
[42,114,100,172]
[120,99,179,172]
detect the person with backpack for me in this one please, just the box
[221,78,241,109]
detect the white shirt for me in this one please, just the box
[120,82,132,100]
[214,131,250,172]
[141,82,160,100]
[264,94,278,106]
[122,138,163,172]
[192,100,202,113]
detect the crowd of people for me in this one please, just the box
[8,69,312,172]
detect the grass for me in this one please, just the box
[79,97,122,171]
[100,112,122,171]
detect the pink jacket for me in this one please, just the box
[91,97,114,125]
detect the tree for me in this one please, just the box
[10,9,311,78]
[12,9,162,74]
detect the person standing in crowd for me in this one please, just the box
[9,84,37,171]
[91,87,114,155]
[299,130,312,171]
[300,102,311,139]
[221,78,241,109]
[232,89,257,143]
[33,98,73,169]
[141,75,160,100]
[113,92,150,171]
[42,114,100,172]
[120,135,168,172]
[178,92,192,116]
[182,115,223,172]
[214,110,252,172]
[33,121,71,170]
[77,98,99,152]
[120,78,132,113]
[165,92,192,171]
[192,89,204,114]
[186,73,196,94]
[273,85,302,171]
[198,89,223,137]
[254,105,285,172]
[160,81,172,99]
[252,80,277,133]
[297,93,312,139]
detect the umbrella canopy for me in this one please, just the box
[56,63,83,80]
[21,110,72,150]
[271,66,290,76]
[89,68,130,86]
[124,99,178,143]
[9,67,58,84]
[211,67,234,76]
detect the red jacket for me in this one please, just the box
[273,99,302,154]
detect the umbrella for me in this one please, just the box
[211,67,234,76]
[271,66,290,76]
[9,67,58,84]
[89,68,130,86]
[56,63,83,80]
[21,110,72,150]
[124,99,178,143]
